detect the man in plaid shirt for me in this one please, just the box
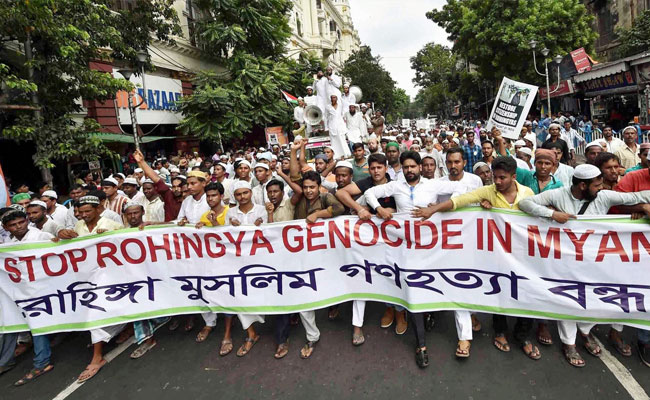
[462,131,482,172]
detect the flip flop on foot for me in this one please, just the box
[77,359,107,383]
[609,330,632,357]
[168,318,180,331]
[537,323,553,346]
[196,326,213,343]
[237,335,260,357]
[522,340,541,360]
[14,364,54,386]
[581,333,602,357]
[300,341,318,359]
[183,318,195,332]
[456,340,471,358]
[130,340,157,359]
[220,339,233,356]
[274,343,289,359]
[352,332,365,346]
[14,342,32,357]
[563,345,585,368]
[493,334,510,352]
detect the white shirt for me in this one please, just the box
[177,193,210,224]
[436,172,483,203]
[420,149,446,178]
[73,216,124,237]
[252,180,270,205]
[520,187,650,217]
[128,191,146,205]
[50,203,68,226]
[364,177,466,212]
[387,165,406,182]
[218,178,234,204]
[341,92,356,111]
[225,204,268,225]
[142,196,165,223]
[304,95,317,106]
[30,218,62,237]
[10,227,53,242]
[552,163,575,187]
[65,206,78,229]
[605,136,625,154]
[344,111,367,143]
[293,105,305,124]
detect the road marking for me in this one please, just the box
[52,337,135,400]
[594,337,650,400]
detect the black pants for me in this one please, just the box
[274,314,291,344]
[493,315,533,344]
[411,312,426,348]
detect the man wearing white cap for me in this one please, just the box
[252,162,274,205]
[293,97,306,125]
[176,170,210,226]
[542,123,570,164]
[519,164,650,367]
[304,86,317,106]
[140,179,165,223]
[584,141,603,165]
[614,126,641,170]
[341,83,355,111]
[516,146,533,170]
[326,94,351,159]
[344,104,368,144]
[228,159,253,206]
[40,189,67,226]
[26,200,62,237]
[121,177,145,205]
[101,177,129,216]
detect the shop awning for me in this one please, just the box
[91,134,174,144]
[573,61,628,83]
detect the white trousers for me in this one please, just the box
[300,311,320,342]
[329,133,351,159]
[238,314,265,330]
[352,300,365,328]
[202,312,218,327]
[455,311,473,341]
[558,321,596,345]
[91,323,126,344]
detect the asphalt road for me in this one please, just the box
[2,302,650,400]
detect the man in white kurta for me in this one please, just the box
[326,95,351,159]
[304,86,317,106]
[341,84,356,111]
[344,104,368,144]
[314,72,330,129]
[293,98,305,124]
[325,66,342,105]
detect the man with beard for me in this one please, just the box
[367,136,381,155]
[481,140,495,166]
[344,104,368,145]
[134,150,186,221]
[472,162,492,186]
[364,151,465,368]
[584,141,603,165]
[594,152,622,190]
[371,110,385,137]
[602,125,625,154]
[436,148,483,200]
[516,149,564,194]
[326,94,350,159]
[416,157,538,361]
[626,143,650,173]
[385,142,405,182]
[421,136,444,177]
[304,86,317,106]
[341,83,355,111]
[542,123,570,164]
[614,126,641,170]
[25,200,62,237]
[519,164,650,367]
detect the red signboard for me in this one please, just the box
[571,48,592,73]
[538,80,575,99]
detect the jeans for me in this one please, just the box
[32,334,51,370]
[385,302,405,312]
[0,333,18,367]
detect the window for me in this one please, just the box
[296,13,303,37]
[316,0,322,9]
[329,20,337,32]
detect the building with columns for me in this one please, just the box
[288,0,361,69]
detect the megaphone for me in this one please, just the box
[349,85,363,103]
[304,104,323,126]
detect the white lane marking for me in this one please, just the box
[594,337,650,400]
[52,337,135,400]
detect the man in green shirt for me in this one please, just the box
[516,149,563,194]
[625,143,649,174]
[351,142,369,181]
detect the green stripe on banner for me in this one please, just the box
[3,293,650,334]
[0,208,647,253]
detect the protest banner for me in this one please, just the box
[1,209,649,335]
[486,77,538,140]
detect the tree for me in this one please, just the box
[616,10,650,58]
[427,0,597,84]
[341,46,397,119]
[0,0,180,168]
[178,0,295,146]
[387,88,410,122]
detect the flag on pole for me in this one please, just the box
[281,90,298,106]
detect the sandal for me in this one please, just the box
[537,323,553,346]
[196,326,213,343]
[220,339,233,356]
[14,342,32,357]
[581,333,602,357]
[168,318,180,331]
[471,314,481,332]
[77,359,106,383]
[237,335,260,357]
[274,343,289,359]
[14,364,54,386]
[130,340,157,359]
[609,330,632,357]
[183,317,195,332]
[300,340,318,359]
[352,332,365,346]
[328,306,339,321]
[456,340,471,358]
[415,347,429,368]
[493,334,510,352]
[522,340,541,360]
[563,345,585,368]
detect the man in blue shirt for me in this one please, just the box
[462,131,482,172]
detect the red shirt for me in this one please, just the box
[611,168,650,214]
[154,179,181,222]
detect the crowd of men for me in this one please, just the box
[1,106,650,386]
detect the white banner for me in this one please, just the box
[1,209,649,335]
[486,77,538,140]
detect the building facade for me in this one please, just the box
[287,0,361,69]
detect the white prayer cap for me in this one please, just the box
[524,120,532,126]
[306,86,313,90]
[585,141,603,150]
[257,152,272,162]
[335,160,353,171]
[218,162,228,170]
[123,177,139,186]
[324,145,334,151]
[233,180,252,193]
[298,97,304,101]
[472,161,489,172]
[237,160,252,168]
[235,157,244,162]
[114,173,125,180]
[134,168,143,173]
[524,133,536,144]
[476,121,482,125]
[574,164,602,180]
[259,147,266,152]
[169,165,180,173]
[78,195,100,206]
[368,133,377,139]
[142,178,154,185]
[178,175,187,180]
[442,139,449,144]
[271,154,277,160]
[27,200,47,209]
[343,83,349,88]
[123,201,143,212]
[420,153,435,160]
[518,147,533,157]
[622,125,638,134]
[220,154,228,160]
[514,140,526,147]
[102,177,119,186]
[41,190,58,199]
[452,138,460,145]
[254,163,270,170]
[549,122,562,130]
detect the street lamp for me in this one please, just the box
[529,40,562,118]
[117,50,149,150]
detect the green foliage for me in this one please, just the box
[616,10,650,58]
[427,0,598,84]
[388,88,410,122]
[341,46,398,120]
[284,52,325,98]
[0,0,180,168]
[179,0,295,143]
